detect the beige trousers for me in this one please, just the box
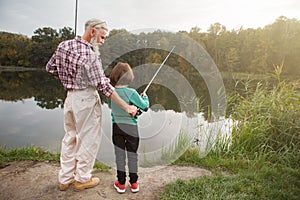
[58,87,102,184]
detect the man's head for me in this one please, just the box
[82,18,108,55]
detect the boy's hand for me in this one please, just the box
[140,92,147,97]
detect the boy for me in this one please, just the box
[108,62,149,193]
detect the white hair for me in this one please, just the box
[85,18,108,31]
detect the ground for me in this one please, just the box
[0,161,212,200]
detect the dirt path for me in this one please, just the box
[0,161,212,200]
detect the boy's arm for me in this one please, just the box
[131,91,149,111]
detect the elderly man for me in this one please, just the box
[46,18,137,191]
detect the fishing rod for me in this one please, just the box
[135,46,175,117]
[74,0,78,36]
[142,45,176,95]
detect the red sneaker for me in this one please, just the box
[130,182,139,193]
[114,181,126,193]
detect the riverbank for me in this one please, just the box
[0,66,41,72]
[0,160,211,200]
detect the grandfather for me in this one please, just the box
[46,18,137,191]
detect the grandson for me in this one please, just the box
[108,62,149,193]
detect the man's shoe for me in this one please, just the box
[59,179,75,191]
[73,177,100,191]
[130,182,139,193]
[114,181,126,193]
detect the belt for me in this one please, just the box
[67,87,96,92]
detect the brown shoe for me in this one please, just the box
[59,179,75,191]
[73,177,100,191]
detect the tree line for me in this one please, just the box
[0,16,299,78]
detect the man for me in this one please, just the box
[46,18,137,191]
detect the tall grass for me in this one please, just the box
[228,65,300,168]
[163,65,300,199]
[161,130,191,163]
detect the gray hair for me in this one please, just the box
[85,18,108,31]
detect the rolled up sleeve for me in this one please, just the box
[87,55,114,97]
[46,52,59,77]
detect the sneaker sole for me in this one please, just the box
[73,178,100,191]
[114,184,126,193]
[131,188,139,193]
[73,184,97,191]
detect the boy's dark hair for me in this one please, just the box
[110,62,134,86]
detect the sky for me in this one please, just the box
[0,0,300,37]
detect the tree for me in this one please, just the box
[29,27,60,67]
[0,32,32,67]
[59,27,75,40]
[31,27,58,43]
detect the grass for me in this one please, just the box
[0,145,60,163]
[161,130,191,162]
[0,145,110,172]
[162,65,300,199]
[162,167,300,200]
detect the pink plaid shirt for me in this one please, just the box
[46,37,114,98]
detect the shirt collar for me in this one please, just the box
[75,36,93,49]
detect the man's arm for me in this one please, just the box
[46,51,58,77]
[109,90,137,116]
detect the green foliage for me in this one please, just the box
[162,166,300,200]
[0,146,60,163]
[229,67,300,168]
[0,146,110,172]
[0,32,32,67]
[163,66,300,199]
[1,16,300,78]
[161,130,191,163]
[0,26,74,68]
[93,161,111,173]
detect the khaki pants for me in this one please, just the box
[58,87,102,184]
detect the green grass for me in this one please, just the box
[162,167,300,200]
[0,145,60,163]
[162,65,300,199]
[0,145,110,172]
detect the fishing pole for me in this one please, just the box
[142,46,176,95]
[135,46,176,117]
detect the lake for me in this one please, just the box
[0,70,232,166]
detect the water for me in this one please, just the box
[0,70,231,166]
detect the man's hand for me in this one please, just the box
[127,105,138,116]
[110,90,138,116]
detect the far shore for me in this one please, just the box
[0,66,42,72]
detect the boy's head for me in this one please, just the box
[110,62,134,86]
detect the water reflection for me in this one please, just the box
[0,97,202,166]
[0,98,63,151]
[0,70,230,166]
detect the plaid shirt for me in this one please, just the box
[46,37,114,98]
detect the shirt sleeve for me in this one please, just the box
[87,54,114,97]
[46,51,58,77]
[130,91,149,111]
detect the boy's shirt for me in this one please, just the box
[108,87,149,125]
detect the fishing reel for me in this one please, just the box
[134,107,148,118]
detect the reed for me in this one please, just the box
[163,65,300,199]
